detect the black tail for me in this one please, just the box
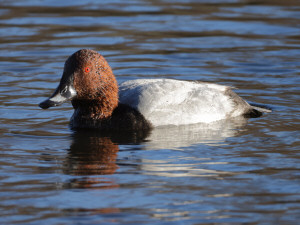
[245,103,272,118]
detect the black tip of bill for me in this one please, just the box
[39,99,62,109]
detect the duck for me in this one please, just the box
[39,49,270,131]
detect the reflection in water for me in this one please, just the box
[63,116,249,186]
[141,160,236,178]
[66,134,119,176]
[147,116,249,149]
[63,132,119,189]
[140,117,250,178]
[63,129,151,189]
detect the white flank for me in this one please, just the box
[119,79,242,127]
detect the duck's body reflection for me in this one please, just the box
[60,115,254,219]
[146,116,249,149]
[64,116,249,188]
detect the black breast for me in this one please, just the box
[110,103,153,131]
[70,103,153,136]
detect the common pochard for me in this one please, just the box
[39,49,270,131]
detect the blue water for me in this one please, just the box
[0,0,300,224]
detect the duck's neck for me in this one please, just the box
[71,89,119,120]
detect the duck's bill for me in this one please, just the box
[39,83,77,109]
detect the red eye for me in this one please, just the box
[84,67,91,73]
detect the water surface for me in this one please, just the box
[0,0,300,224]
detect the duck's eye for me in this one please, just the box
[84,67,91,73]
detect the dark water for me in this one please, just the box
[1,0,300,224]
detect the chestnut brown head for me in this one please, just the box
[39,49,118,110]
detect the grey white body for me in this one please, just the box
[119,79,268,127]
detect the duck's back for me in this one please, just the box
[119,79,252,126]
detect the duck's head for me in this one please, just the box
[39,49,118,114]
